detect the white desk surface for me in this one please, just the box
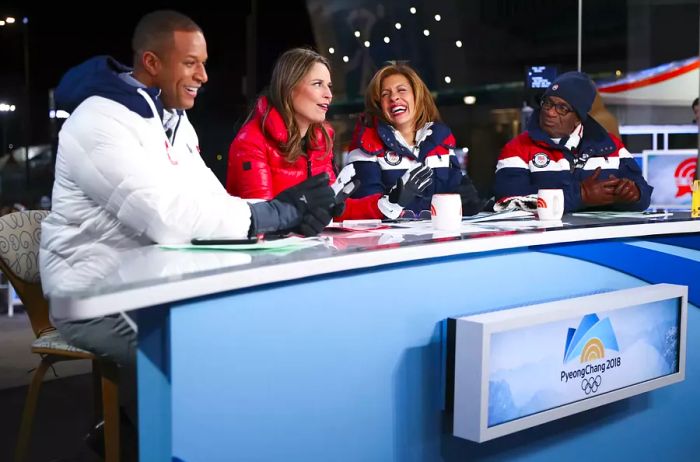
[50,212,700,320]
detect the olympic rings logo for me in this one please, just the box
[581,375,602,395]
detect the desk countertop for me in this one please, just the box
[49,211,700,320]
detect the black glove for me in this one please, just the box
[388,165,433,207]
[276,173,335,236]
[275,173,335,214]
[331,179,361,218]
[249,173,335,236]
[456,174,486,216]
[580,167,619,207]
[298,207,333,236]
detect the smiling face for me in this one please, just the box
[291,62,332,136]
[153,30,208,110]
[539,95,581,138]
[380,73,415,135]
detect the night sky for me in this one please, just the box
[0,2,314,179]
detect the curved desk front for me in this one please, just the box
[51,213,700,462]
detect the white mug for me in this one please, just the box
[537,189,564,221]
[431,194,462,231]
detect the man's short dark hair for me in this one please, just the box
[132,10,202,59]
[692,97,699,109]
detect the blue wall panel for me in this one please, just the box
[155,244,698,461]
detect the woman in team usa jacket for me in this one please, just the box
[346,63,484,220]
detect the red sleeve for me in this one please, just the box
[334,194,384,221]
[226,137,274,200]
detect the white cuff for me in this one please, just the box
[378,196,403,219]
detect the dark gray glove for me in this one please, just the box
[456,174,486,216]
[388,165,433,207]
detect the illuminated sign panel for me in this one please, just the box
[644,150,697,208]
[451,284,686,442]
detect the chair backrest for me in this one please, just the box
[0,210,53,338]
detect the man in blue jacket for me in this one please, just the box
[494,71,652,212]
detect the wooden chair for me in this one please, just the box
[0,211,121,462]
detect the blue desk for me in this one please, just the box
[51,213,700,461]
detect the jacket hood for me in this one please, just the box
[55,56,162,118]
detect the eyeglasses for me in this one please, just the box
[399,209,432,220]
[540,98,574,116]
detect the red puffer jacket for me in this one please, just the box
[226,96,337,199]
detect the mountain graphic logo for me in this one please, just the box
[564,313,619,363]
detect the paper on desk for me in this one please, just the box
[475,219,565,230]
[160,236,324,252]
[368,220,502,236]
[464,210,536,223]
[326,220,390,231]
[570,211,674,219]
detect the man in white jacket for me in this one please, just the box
[40,9,335,433]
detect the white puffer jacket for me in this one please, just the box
[40,57,252,300]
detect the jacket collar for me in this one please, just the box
[374,118,454,161]
[255,96,331,153]
[527,108,616,157]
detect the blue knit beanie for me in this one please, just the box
[543,71,596,121]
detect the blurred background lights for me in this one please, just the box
[456,40,463,48]
[342,56,349,63]
[410,7,417,14]
[463,96,477,105]
[395,22,401,30]
[434,14,441,21]
[383,36,390,44]
[444,76,451,84]
[354,30,360,38]
[328,47,335,54]
[364,40,370,48]
[423,29,430,36]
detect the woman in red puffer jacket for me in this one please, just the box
[226,48,377,220]
[227,47,338,198]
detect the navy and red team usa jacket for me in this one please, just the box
[347,115,464,217]
[494,110,652,212]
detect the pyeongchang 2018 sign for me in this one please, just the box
[487,300,680,428]
[560,314,620,396]
[646,151,697,208]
